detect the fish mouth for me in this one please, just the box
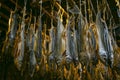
[99,52,108,65]
[65,55,72,64]
[49,54,55,62]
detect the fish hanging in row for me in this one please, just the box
[49,25,56,62]
[100,18,114,67]
[36,0,42,65]
[28,17,37,77]
[65,16,74,64]
[71,21,79,66]
[14,1,27,71]
[96,11,107,65]
[55,10,65,65]
[8,10,19,46]
[2,7,19,54]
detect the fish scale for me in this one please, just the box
[55,14,64,64]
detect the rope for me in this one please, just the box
[90,0,96,16]
[105,0,116,26]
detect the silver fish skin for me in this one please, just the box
[49,27,55,61]
[72,26,79,63]
[96,11,107,64]
[100,19,114,67]
[15,3,26,70]
[29,51,36,77]
[65,18,72,64]
[37,16,42,65]
[55,15,64,64]
[8,11,18,46]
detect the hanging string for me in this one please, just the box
[22,0,27,21]
[115,0,120,23]
[83,0,88,23]
[39,0,42,18]
[89,0,96,16]
[105,0,116,26]
[88,0,93,23]
[65,0,69,30]
[79,0,81,13]
[51,0,55,28]
[14,0,18,11]
[96,0,99,13]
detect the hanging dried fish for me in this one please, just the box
[49,26,55,62]
[2,10,19,54]
[96,10,114,67]
[96,11,107,65]
[8,11,19,46]
[117,9,120,18]
[72,24,79,66]
[48,5,55,63]
[28,17,37,77]
[36,0,42,65]
[100,19,114,67]
[65,17,73,64]
[66,0,80,14]
[77,13,86,56]
[34,25,38,53]
[55,11,64,65]
[29,50,36,77]
[26,10,32,48]
[14,0,26,71]
[115,0,120,18]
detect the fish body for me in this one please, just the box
[29,50,36,77]
[65,18,72,64]
[55,16,64,64]
[14,4,26,71]
[96,11,114,66]
[8,11,19,46]
[49,27,55,61]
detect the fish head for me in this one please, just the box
[99,50,108,65]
